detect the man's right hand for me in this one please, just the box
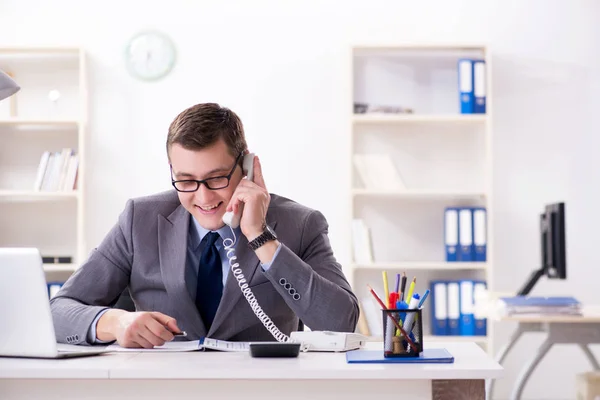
[96,309,182,348]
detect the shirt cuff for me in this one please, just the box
[87,308,113,344]
[260,242,282,271]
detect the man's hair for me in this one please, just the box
[166,103,247,160]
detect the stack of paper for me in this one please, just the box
[497,296,582,316]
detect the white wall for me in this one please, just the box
[1,1,599,398]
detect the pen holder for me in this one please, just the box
[382,308,423,358]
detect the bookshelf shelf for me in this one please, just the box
[350,44,493,353]
[43,263,77,272]
[366,335,488,344]
[352,189,486,200]
[352,262,487,271]
[352,114,487,125]
[0,118,79,127]
[0,190,79,201]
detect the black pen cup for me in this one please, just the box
[382,308,423,358]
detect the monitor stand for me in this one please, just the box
[516,267,545,296]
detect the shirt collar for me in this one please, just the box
[189,214,239,250]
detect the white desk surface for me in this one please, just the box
[0,341,502,381]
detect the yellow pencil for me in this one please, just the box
[382,271,389,307]
[406,276,416,302]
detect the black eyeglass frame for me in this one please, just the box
[170,152,242,192]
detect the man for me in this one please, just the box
[51,103,359,348]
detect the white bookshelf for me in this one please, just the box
[0,47,87,284]
[349,44,494,353]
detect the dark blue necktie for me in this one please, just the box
[195,232,223,330]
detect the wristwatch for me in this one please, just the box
[248,224,278,251]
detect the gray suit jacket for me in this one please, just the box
[50,190,359,344]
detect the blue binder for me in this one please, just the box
[458,208,474,261]
[447,281,461,336]
[444,208,459,262]
[346,348,454,364]
[459,280,475,336]
[458,59,474,114]
[430,280,449,336]
[473,60,486,114]
[473,281,487,336]
[472,207,487,262]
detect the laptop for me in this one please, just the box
[0,248,108,359]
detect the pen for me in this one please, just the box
[394,273,400,294]
[400,272,407,302]
[366,285,417,350]
[173,331,187,337]
[417,289,430,309]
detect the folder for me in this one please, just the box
[430,280,448,336]
[447,281,460,336]
[459,280,475,336]
[473,207,487,262]
[473,281,487,336]
[473,60,486,114]
[444,208,459,262]
[346,348,454,364]
[458,59,474,114]
[458,208,474,261]
[47,282,63,299]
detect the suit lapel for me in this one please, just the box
[209,217,278,336]
[158,205,206,338]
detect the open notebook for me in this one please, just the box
[106,338,249,352]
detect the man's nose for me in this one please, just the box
[194,183,216,203]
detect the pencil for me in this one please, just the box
[406,276,416,302]
[394,273,400,293]
[382,271,389,306]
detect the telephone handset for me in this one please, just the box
[220,153,291,343]
[222,153,255,229]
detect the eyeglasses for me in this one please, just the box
[171,153,242,192]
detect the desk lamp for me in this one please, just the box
[0,69,20,101]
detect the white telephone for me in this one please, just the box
[222,153,255,229]
[220,153,291,343]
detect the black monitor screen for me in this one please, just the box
[542,202,566,279]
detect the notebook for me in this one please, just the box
[346,348,454,364]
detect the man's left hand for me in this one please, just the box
[226,155,270,241]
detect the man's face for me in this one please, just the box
[169,140,242,230]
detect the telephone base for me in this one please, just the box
[290,331,367,352]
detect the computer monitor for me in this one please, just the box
[517,202,567,296]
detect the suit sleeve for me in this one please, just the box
[50,200,135,345]
[262,210,359,332]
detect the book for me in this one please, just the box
[498,296,582,316]
[346,348,454,364]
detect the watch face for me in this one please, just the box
[266,225,277,239]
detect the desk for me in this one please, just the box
[488,308,600,400]
[1,342,501,400]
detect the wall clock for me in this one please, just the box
[125,30,176,81]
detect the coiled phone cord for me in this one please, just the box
[223,227,291,343]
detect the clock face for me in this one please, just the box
[125,31,176,81]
